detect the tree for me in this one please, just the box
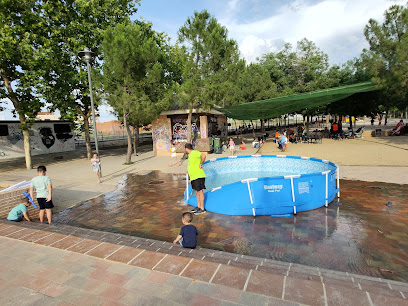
[177,10,240,143]
[44,0,139,159]
[101,21,172,163]
[0,0,139,169]
[363,4,408,125]
[259,39,330,94]
[0,1,53,169]
[232,63,277,104]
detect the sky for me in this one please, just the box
[0,0,405,122]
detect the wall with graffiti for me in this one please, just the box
[0,121,75,158]
[151,116,172,156]
[152,112,228,156]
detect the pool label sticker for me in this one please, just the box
[264,184,283,193]
[298,181,310,194]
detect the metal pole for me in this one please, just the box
[86,60,102,177]
[185,173,189,201]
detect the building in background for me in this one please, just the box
[0,121,74,159]
[151,109,227,156]
[36,112,60,121]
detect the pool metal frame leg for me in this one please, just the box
[242,178,258,216]
[185,173,189,201]
[336,165,340,198]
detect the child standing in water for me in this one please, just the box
[169,141,180,167]
[30,165,54,224]
[91,152,101,183]
[229,137,235,156]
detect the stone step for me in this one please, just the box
[1,220,407,305]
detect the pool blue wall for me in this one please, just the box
[184,155,339,216]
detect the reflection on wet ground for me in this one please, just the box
[56,170,408,282]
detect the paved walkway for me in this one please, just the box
[0,142,259,213]
[1,221,407,306]
[1,131,408,305]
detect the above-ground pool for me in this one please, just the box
[184,155,340,216]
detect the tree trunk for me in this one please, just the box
[83,114,92,159]
[261,119,265,132]
[1,68,32,169]
[384,108,389,126]
[186,102,193,144]
[123,111,132,164]
[306,114,310,135]
[19,114,32,170]
[133,126,139,156]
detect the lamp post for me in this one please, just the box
[78,47,102,177]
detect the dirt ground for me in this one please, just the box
[257,136,408,167]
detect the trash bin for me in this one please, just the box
[213,138,221,148]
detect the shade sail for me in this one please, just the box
[218,81,378,120]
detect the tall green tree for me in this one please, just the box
[101,21,172,163]
[0,0,138,169]
[363,3,408,125]
[233,63,277,104]
[45,0,138,159]
[1,0,53,169]
[259,38,330,94]
[177,10,240,143]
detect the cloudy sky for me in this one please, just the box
[0,0,404,121]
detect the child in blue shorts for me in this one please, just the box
[173,212,198,249]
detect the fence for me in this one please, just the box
[75,133,152,150]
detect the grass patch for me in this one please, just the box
[123,162,135,165]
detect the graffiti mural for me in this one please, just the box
[152,117,172,154]
[39,127,55,149]
[0,121,75,158]
[54,123,74,143]
[171,118,200,141]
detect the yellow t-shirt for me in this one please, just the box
[187,150,206,181]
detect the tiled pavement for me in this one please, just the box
[1,221,407,305]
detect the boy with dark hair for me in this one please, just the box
[30,165,54,224]
[173,212,198,249]
[7,196,31,222]
[185,143,207,215]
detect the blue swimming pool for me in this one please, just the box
[184,155,340,216]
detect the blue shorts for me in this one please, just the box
[8,215,23,222]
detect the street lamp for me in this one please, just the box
[78,47,102,177]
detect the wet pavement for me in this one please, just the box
[56,170,408,282]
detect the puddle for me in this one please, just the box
[55,170,408,282]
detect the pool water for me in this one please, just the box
[55,170,408,282]
[203,156,334,192]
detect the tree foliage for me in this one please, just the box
[362,3,408,124]
[1,0,53,168]
[45,0,139,158]
[259,39,330,94]
[177,10,240,143]
[101,21,174,163]
[0,0,139,168]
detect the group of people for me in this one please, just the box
[8,152,103,224]
[7,165,54,225]
[171,143,207,249]
[227,137,246,156]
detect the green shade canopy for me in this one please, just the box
[218,81,378,120]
